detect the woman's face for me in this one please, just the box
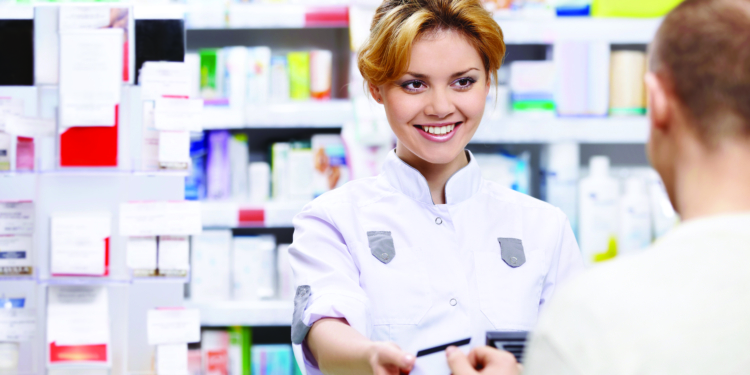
[370,29,490,165]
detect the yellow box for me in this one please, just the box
[591,0,682,17]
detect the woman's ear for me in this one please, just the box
[368,82,383,104]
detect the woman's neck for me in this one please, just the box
[395,143,469,205]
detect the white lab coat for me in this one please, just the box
[289,150,584,374]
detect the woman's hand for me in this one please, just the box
[367,341,416,375]
[446,346,520,375]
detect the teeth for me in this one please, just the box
[421,125,457,135]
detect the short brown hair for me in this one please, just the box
[651,0,750,142]
[358,0,506,87]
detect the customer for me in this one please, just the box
[447,0,750,373]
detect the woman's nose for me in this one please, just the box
[425,88,455,119]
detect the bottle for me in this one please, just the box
[578,156,619,265]
[618,177,652,255]
[540,142,580,234]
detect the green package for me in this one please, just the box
[591,0,683,17]
[287,52,310,100]
[199,49,220,94]
[229,326,252,375]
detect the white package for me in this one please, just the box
[50,212,111,276]
[232,235,276,301]
[224,47,248,108]
[126,236,157,272]
[157,343,189,375]
[540,143,580,234]
[190,230,232,302]
[0,201,34,235]
[248,162,270,204]
[47,285,110,347]
[276,244,295,301]
[120,201,202,237]
[159,131,191,169]
[158,236,190,273]
[619,177,652,254]
[0,235,33,275]
[229,135,249,201]
[288,147,314,201]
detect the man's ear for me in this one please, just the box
[368,82,383,104]
[645,72,670,132]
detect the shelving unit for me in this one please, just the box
[202,100,353,129]
[185,300,294,327]
[472,116,650,144]
[186,3,349,29]
[496,17,662,44]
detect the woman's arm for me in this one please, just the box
[308,318,416,375]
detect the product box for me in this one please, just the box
[591,0,681,17]
[190,230,232,302]
[229,326,252,375]
[186,132,207,201]
[207,131,231,200]
[251,345,293,375]
[200,49,224,100]
[232,235,276,301]
[287,52,310,101]
[202,330,230,375]
[311,135,350,197]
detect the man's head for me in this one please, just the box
[646,0,750,210]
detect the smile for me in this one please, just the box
[414,122,462,142]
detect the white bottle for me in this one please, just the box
[578,156,619,265]
[540,142,580,234]
[619,177,652,255]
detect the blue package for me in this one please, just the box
[556,4,591,16]
[0,297,25,308]
[252,344,293,375]
[185,132,207,200]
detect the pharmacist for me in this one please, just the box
[288,0,584,373]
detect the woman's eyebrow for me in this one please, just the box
[404,68,480,79]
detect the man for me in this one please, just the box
[447,0,750,373]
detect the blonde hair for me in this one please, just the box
[358,0,506,87]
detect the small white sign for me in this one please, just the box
[154,98,203,132]
[147,309,200,345]
[0,201,34,235]
[126,236,157,270]
[0,309,36,342]
[120,201,201,236]
[5,116,56,137]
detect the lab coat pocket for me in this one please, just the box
[361,243,432,326]
[474,251,544,329]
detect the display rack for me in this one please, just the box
[202,100,353,129]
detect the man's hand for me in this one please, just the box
[446,346,520,375]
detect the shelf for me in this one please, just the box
[0,170,188,177]
[202,200,308,228]
[185,300,294,327]
[471,115,649,144]
[187,4,348,30]
[496,17,662,44]
[202,100,352,129]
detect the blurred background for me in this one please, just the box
[0,0,681,374]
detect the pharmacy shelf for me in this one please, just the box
[187,3,349,29]
[202,200,308,228]
[495,17,662,44]
[471,116,649,144]
[202,100,352,129]
[185,300,294,327]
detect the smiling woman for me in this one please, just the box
[287,0,584,374]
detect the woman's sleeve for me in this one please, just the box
[288,200,369,346]
[540,209,585,310]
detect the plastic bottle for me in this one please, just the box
[540,142,580,235]
[578,156,619,265]
[618,177,652,255]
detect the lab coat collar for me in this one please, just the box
[382,149,482,205]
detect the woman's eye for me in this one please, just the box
[454,78,476,88]
[401,80,426,91]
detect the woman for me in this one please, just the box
[289,0,584,373]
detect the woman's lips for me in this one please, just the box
[415,122,462,143]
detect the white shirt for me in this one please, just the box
[525,212,750,375]
[289,150,583,374]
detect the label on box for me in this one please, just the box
[120,201,201,236]
[0,309,36,342]
[0,235,33,276]
[147,309,201,345]
[0,201,34,235]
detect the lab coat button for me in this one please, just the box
[435,217,443,225]
[510,257,518,266]
[450,298,457,306]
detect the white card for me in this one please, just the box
[158,131,190,164]
[412,343,471,375]
[0,98,24,131]
[47,285,110,346]
[50,212,110,276]
[0,309,36,342]
[156,343,189,375]
[147,309,200,345]
[120,201,201,236]
[140,62,192,101]
[59,29,122,127]
[5,116,56,138]
[126,236,157,270]
[154,98,203,132]
[0,201,34,235]
[158,236,189,271]
[0,235,33,272]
